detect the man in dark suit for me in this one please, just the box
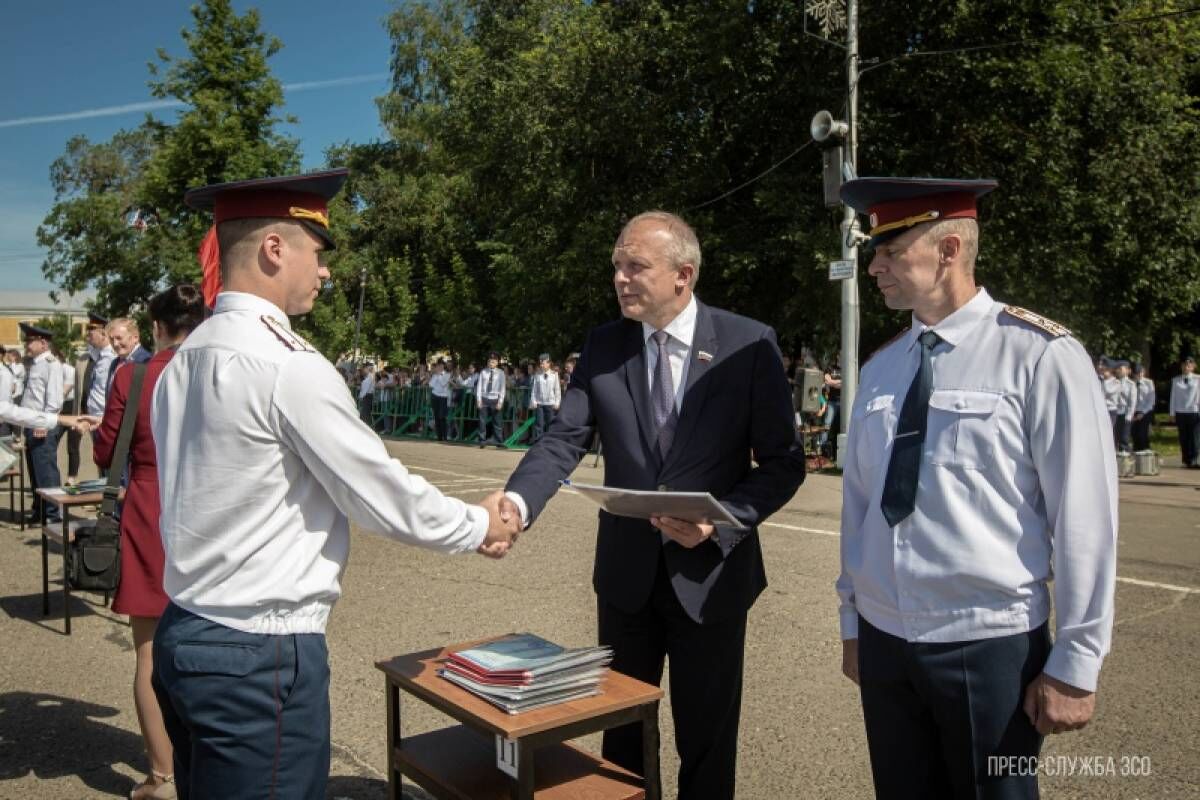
[501,211,806,799]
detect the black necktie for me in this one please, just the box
[881,330,941,527]
[650,330,677,456]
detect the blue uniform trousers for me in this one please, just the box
[478,399,502,445]
[25,427,62,523]
[152,602,330,800]
[857,616,1049,800]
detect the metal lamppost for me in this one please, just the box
[807,0,865,466]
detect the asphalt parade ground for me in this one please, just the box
[0,437,1196,798]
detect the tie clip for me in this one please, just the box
[698,350,713,362]
[893,430,920,439]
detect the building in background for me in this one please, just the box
[0,290,97,350]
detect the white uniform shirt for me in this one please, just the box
[1101,377,1121,412]
[1134,377,1155,416]
[20,351,63,417]
[152,292,488,636]
[529,369,562,407]
[642,294,697,414]
[8,361,25,399]
[476,367,506,405]
[838,288,1117,692]
[429,371,452,398]
[61,362,76,408]
[0,369,57,429]
[85,345,116,416]
[1169,373,1200,414]
[358,373,375,400]
[1115,376,1137,420]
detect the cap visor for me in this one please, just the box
[300,219,337,250]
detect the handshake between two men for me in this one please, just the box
[472,490,719,559]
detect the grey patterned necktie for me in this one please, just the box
[651,330,676,456]
[880,330,941,527]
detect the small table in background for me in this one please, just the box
[377,638,664,800]
[36,488,106,635]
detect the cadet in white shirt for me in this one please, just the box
[476,351,507,447]
[428,358,453,441]
[150,169,518,800]
[837,178,1118,800]
[1112,359,1137,452]
[1131,363,1156,452]
[0,346,91,434]
[1169,355,1199,468]
[528,352,561,443]
[18,323,66,524]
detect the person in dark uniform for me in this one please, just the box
[501,210,806,799]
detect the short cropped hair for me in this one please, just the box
[922,218,979,271]
[216,217,310,281]
[106,317,139,337]
[621,210,702,285]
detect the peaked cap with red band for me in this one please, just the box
[184,168,349,307]
[840,177,998,247]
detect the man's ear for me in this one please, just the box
[939,234,962,263]
[259,230,286,272]
[676,263,695,289]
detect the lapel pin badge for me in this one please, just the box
[698,350,713,362]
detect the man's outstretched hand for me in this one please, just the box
[477,490,521,558]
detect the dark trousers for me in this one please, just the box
[1110,412,1131,451]
[153,603,331,800]
[1131,413,1152,451]
[857,616,1049,800]
[358,393,374,426]
[1177,412,1199,466]
[431,395,449,441]
[25,427,62,523]
[598,558,747,800]
[61,425,81,477]
[532,404,556,442]
[478,400,502,444]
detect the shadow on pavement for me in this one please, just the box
[0,591,105,635]
[0,691,144,796]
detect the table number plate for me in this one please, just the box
[495,734,519,778]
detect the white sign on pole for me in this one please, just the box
[828,259,855,281]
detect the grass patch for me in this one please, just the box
[1148,415,1182,457]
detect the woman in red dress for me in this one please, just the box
[94,285,204,800]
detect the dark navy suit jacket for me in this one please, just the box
[506,301,806,625]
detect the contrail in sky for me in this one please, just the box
[0,72,390,130]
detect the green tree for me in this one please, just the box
[32,314,85,359]
[38,0,300,317]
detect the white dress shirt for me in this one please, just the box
[85,345,116,416]
[529,369,561,407]
[429,371,453,398]
[838,288,1117,692]
[152,291,488,636]
[20,351,64,418]
[476,367,506,405]
[1101,377,1120,412]
[61,362,76,407]
[0,368,57,429]
[7,362,25,399]
[1134,377,1155,416]
[1169,373,1199,414]
[1115,377,1137,420]
[358,373,375,400]
[642,295,697,414]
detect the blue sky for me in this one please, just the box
[0,1,395,291]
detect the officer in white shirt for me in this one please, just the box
[837,178,1118,800]
[150,169,518,800]
[476,351,506,447]
[1169,355,1199,468]
[528,352,561,443]
[428,358,453,441]
[83,313,117,419]
[18,323,65,524]
[1112,359,1137,452]
[0,348,90,434]
[1131,363,1156,451]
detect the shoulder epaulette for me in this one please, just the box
[260,315,315,352]
[1002,306,1071,338]
[866,326,911,363]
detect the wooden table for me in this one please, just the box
[377,638,664,800]
[36,489,106,635]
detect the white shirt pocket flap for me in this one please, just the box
[865,394,895,414]
[928,389,1003,415]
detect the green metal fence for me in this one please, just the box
[369,385,538,448]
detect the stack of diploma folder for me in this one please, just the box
[438,633,613,714]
